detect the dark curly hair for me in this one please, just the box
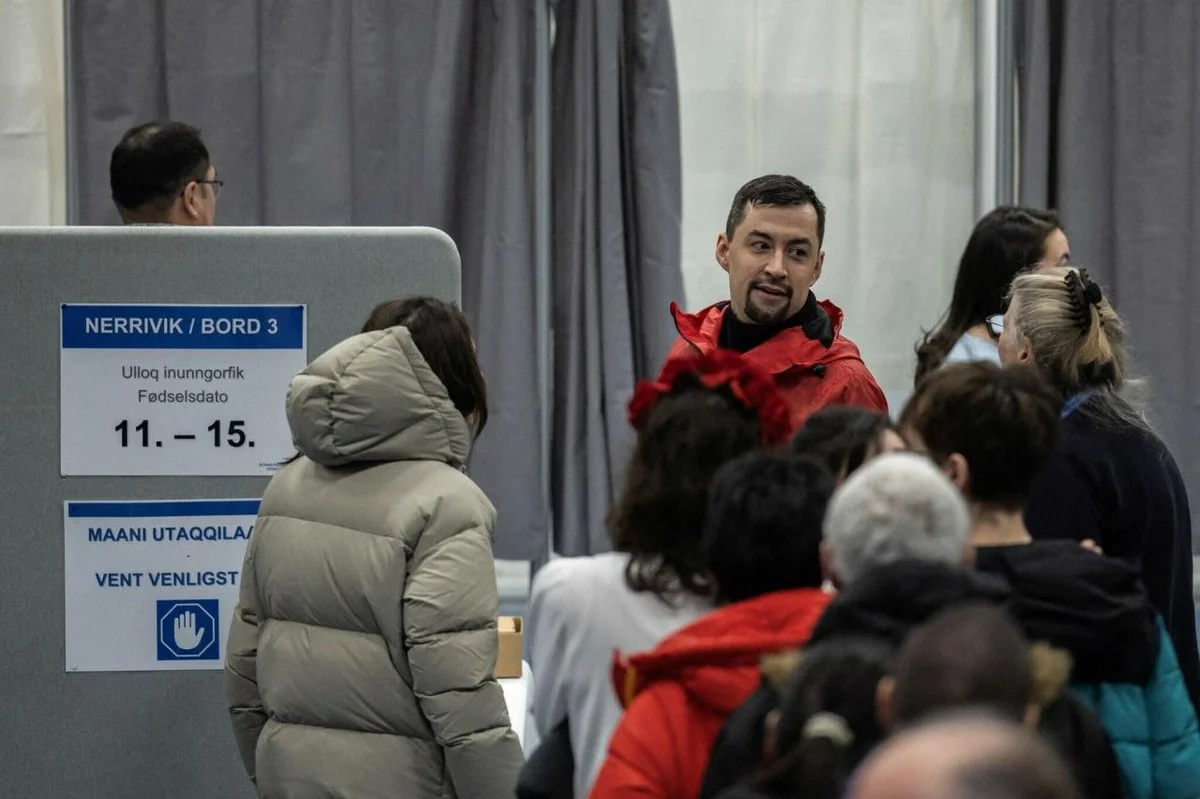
[703,452,833,603]
[609,376,762,601]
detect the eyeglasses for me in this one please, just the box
[181,178,224,199]
[986,314,1004,339]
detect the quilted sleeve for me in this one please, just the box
[224,529,267,784]
[1145,623,1200,798]
[404,517,523,799]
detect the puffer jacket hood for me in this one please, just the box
[807,559,1010,647]
[591,589,830,799]
[614,589,831,715]
[975,541,1159,685]
[976,542,1200,799]
[287,326,471,467]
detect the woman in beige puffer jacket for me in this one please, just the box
[225,297,522,798]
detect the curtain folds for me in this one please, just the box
[549,0,685,556]
[0,0,65,224]
[1017,0,1200,556]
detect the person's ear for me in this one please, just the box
[812,250,825,285]
[820,541,839,589]
[1023,703,1042,729]
[1017,334,1033,364]
[944,453,970,494]
[876,676,895,732]
[716,233,731,274]
[762,709,782,765]
[180,181,203,221]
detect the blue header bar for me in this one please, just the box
[61,304,305,350]
[67,500,261,518]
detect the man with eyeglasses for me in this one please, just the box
[110,121,222,226]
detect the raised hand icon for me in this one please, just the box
[173,610,205,650]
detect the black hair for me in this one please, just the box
[892,603,1032,727]
[359,297,489,436]
[726,174,827,246]
[901,362,1059,511]
[110,121,210,213]
[791,406,900,480]
[610,380,762,601]
[753,636,892,799]
[702,452,833,603]
[915,206,1061,384]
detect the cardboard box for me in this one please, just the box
[496,616,523,678]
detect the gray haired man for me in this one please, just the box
[820,452,973,587]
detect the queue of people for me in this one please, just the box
[191,155,1200,798]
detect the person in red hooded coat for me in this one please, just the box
[590,451,836,798]
[667,175,887,430]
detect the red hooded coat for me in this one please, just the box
[666,300,887,430]
[589,588,831,799]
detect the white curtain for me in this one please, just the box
[671,0,976,409]
[0,0,66,225]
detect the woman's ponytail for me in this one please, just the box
[755,731,852,799]
[748,637,889,798]
[1008,267,1146,430]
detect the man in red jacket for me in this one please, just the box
[590,452,835,798]
[667,175,887,429]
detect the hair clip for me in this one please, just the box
[627,350,793,445]
[803,712,855,748]
[1064,269,1102,330]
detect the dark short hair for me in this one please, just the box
[901,362,1059,510]
[110,121,210,212]
[726,174,827,245]
[892,603,1032,727]
[360,297,488,436]
[792,406,899,479]
[702,452,834,603]
[915,206,1061,384]
[610,381,762,600]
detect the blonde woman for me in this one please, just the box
[996,267,1200,714]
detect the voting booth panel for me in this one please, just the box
[0,227,459,798]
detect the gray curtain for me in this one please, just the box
[1017,0,1200,555]
[68,0,547,561]
[550,0,685,556]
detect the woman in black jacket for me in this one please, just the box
[997,266,1200,713]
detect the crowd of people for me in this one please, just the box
[189,148,1200,799]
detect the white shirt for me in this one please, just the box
[526,552,712,797]
[945,332,1001,366]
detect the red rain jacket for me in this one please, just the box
[589,588,831,799]
[666,300,887,430]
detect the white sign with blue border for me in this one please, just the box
[60,303,306,476]
[63,499,258,672]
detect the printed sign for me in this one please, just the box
[60,303,307,476]
[63,499,257,672]
[157,600,220,662]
